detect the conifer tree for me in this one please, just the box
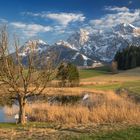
[114,45,140,70]
[56,62,79,87]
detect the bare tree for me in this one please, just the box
[0,26,55,124]
[111,61,118,74]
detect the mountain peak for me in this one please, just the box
[67,28,90,49]
[19,39,49,56]
[25,39,47,46]
[37,39,47,45]
[122,23,136,29]
[56,40,78,50]
[79,28,90,36]
[79,29,90,45]
[113,23,137,35]
[56,40,67,45]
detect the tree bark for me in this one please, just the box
[18,95,26,125]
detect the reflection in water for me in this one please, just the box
[0,107,15,122]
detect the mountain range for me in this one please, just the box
[18,23,140,67]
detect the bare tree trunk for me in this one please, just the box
[0,26,55,125]
[18,95,26,125]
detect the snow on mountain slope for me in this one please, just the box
[72,52,92,66]
[81,54,91,66]
[51,41,94,66]
[19,39,49,56]
[67,29,90,50]
[67,23,140,62]
[17,23,140,66]
[72,52,80,60]
[56,40,78,50]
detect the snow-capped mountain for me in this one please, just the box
[67,23,140,62]
[18,39,94,66]
[67,29,90,48]
[19,39,49,56]
[113,23,137,34]
[48,41,94,66]
[17,23,140,67]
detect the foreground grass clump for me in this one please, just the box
[0,123,139,140]
[5,92,140,125]
[70,126,140,140]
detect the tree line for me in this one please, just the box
[114,45,140,70]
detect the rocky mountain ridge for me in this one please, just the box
[18,23,140,66]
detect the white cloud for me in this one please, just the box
[90,7,140,29]
[11,22,26,28]
[10,22,53,37]
[25,12,85,27]
[46,13,85,26]
[104,6,129,12]
[0,18,8,23]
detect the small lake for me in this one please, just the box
[0,107,15,122]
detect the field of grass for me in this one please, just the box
[0,122,139,140]
[82,80,140,93]
[71,126,140,140]
[80,67,140,95]
[81,67,140,82]
[0,66,140,139]
[79,66,110,79]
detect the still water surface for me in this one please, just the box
[0,107,15,122]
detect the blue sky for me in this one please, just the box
[0,0,140,45]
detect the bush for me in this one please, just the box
[56,62,79,87]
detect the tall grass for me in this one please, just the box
[4,92,140,125]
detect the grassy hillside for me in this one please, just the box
[79,66,110,79]
[80,67,140,95]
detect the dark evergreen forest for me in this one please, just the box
[114,46,140,70]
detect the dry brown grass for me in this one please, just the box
[4,91,140,125]
[41,87,117,97]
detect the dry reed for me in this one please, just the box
[4,92,140,125]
